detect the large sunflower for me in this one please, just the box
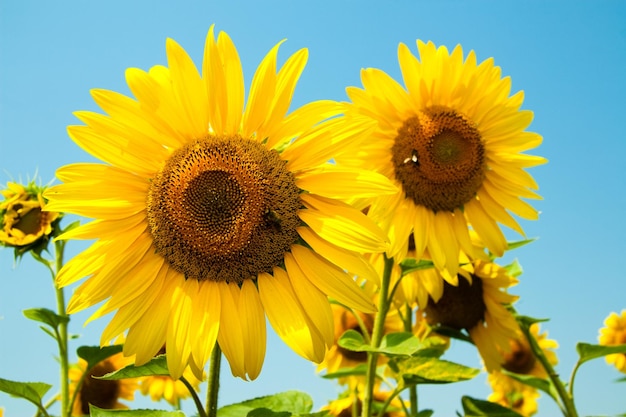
[341,40,546,276]
[44,26,396,380]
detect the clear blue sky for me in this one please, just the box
[1,1,625,416]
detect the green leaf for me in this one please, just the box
[98,355,169,380]
[431,325,473,344]
[321,364,369,379]
[337,330,424,356]
[399,258,434,276]
[461,396,524,416]
[416,411,434,417]
[89,405,185,416]
[515,315,549,331]
[501,372,558,401]
[77,345,124,371]
[392,356,480,385]
[505,238,536,251]
[218,391,313,417]
[0,377,51,410]
[576,342,626,365]
[248,408,292,417]
[502,259,523,278]
[23,307,69,330]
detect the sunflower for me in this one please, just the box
[340,40,546,276]
[598,310,626,373]
[0,181,59,248]
[44,26,396,381]
[487,371,540,417]
[422,259,519,371]
[486,323,558,416]
[322,389,406,417]
[68,351,138,416]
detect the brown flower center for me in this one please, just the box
[391,107,485,212]
[79,360,120,415]
[424,274,486,330]
[501,338,536,374]
[147,135,301,283]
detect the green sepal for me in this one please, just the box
[321,363,369,379]
[461,396,524,416]
[338,330,424,356]
[506,238,536,251]
[576,342,626,365]
[399,258,434,276]
[217,391,313,417]
[89,405,185,416]
[515,315,549,330]
[97,354,169,380]
[500,371,558,402]
[77,344,124,371]
[0,377,51,412]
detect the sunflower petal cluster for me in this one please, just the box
[44,26,397,381]
[0,181,59,250]
[341,40,546,277]
[598,310,626,373]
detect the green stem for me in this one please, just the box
[206,343,222,417]
[52,240,70,417]
[362,256,394,417]
[522,325,578,417]
[402,303,418,417]
[181,376,208,417]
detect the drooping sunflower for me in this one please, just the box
[341,40,546,276]
[487,371,540,417]
[44,26,396,380]
[422,259,519,371]
[486,323,558,416]
[139,366,202,407]
[317,284,404,386]
[0,181,60,248]
[322,388,406,417]
[68,351,138,416]
[598,310,626,373]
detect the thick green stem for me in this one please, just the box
[206,343,222,417]
[522,325,578,417]
[52,240,70,417]
[362,256,394,417]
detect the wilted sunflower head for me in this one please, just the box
[0,181,60,251]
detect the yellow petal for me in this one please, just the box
[290,244,376,313]
[239,280,266,380]
[297,226,378,282]
[258,269,324,362]
[299,194,387,253]
[284,253,334,348]
[166,278,195,379]
[217,282,246,378]
[296,167,397,200]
